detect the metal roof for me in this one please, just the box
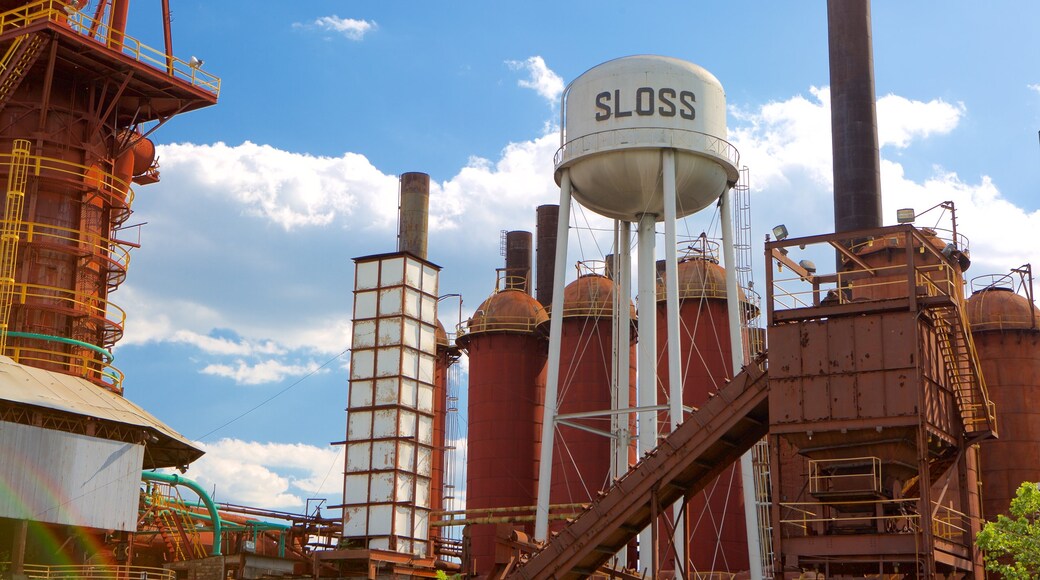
[0,356,202,469]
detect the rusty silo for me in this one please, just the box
[967,271,1040,520]
[456,256,548,577]
[543,265,636,513]
[655,243,751,573]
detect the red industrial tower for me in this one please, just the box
[655,246,751,574]
[547,268,636,512]
[457,274,548,577]
[0,0,217,390]
[0,0,218,570]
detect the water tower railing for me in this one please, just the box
[554,127,739,172]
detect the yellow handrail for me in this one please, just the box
[0,0,220,96]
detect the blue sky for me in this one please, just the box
[116,1,1040,510]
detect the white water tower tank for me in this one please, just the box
[555,55,739,222]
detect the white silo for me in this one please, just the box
[535,55,753,576]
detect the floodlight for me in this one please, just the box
[942,243,956,259]
[798,259,817,274]
[188,56,204,69]
[772,224,789,241]
[896,208,916,224]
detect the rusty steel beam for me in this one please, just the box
[510,358,769,580]
[828,0,882,234]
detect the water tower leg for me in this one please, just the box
[613,219,633,570]
[636,210,658,571]
[721,187,764,580]
[662,148,687,575]
[535,169,573,542]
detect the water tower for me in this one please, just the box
[533,55,749,574]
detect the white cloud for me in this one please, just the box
[876,94,964,149]
[295,16,376,41]
[730,86,1040,284]
[507,56,565,104]
[177,439,343,509]
[201,359,324,385]
[1029,83,1040,95]
[158,142,398,231]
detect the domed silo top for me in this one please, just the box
[555,55,739,222]
[456,288,548,346]
[655,257,759,317]
[967,286,1040,332]
[555,274,638,320]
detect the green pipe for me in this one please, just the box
[142,497,289,532]
[142,471,222,555]
[7,331,114,362]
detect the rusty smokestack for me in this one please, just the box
[504,230,533,293]
[828,0,883,233]
[398,172,430,259]
[536,204,560,306]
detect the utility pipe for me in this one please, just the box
[142,471,222,555]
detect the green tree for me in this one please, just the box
[977,482,1040,579]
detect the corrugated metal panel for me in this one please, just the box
[0,356,200,468]
[0,421,143,530]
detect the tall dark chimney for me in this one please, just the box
[536,205,560,306]
[398,172,430,259]
[828,0,883,233]
[504,230,533,293]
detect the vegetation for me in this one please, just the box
[977,482,1040,579]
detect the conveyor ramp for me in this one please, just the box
[512,359,769,580]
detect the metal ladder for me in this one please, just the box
[0,139,30,354]
[733,167,774,577]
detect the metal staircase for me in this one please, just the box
[930,301,996,440]
[510,358,769,580]
[0,33,48,110]
[145,483,207,561]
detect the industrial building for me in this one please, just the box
[1,1,1038,579]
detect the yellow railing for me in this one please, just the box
[7,341,124,388]
[2,219,134,284]
[13,281,126,337]
[931,502,968,541]
[779,498,921,537]
[808,456,882,496]
[970,312,1039,332]
[457,314,544,337]
[0,0,220,96]
[14,564,175,580]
